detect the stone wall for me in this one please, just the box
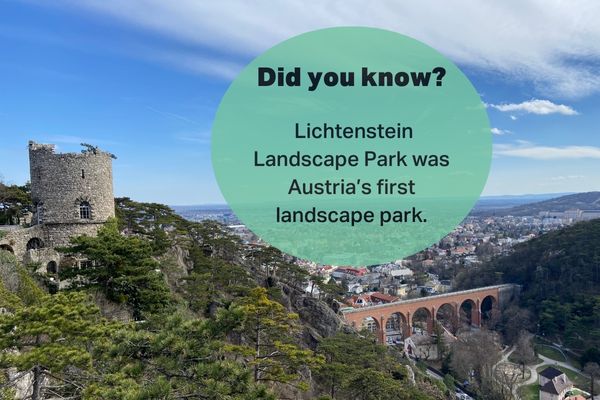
[0,225,46,257]
[0,141,115,271]
[42,223,103,248]
[29,141,114,226]
[24,247,61,274]
[0,225,61,271]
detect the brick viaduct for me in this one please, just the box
[341,284,519,344]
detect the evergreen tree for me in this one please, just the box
[230,287,323,391]
[0,292,114,399]
[87,311,274,400]
[184,243,252,315]
[314,332,433,400]
[59,219,172,319]
[0,182,31,225]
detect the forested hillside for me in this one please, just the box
[0,198,446,400]
[456,219,600,360]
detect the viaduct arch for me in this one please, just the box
[341,284,518,344]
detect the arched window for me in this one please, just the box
[26,237,44,250]
[0,244,14,254]
[47,261,58,274]
[79,201,91,219]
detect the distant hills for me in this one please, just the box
[170,192,600,220]
[171,204,230,211]
[471,191,600,217]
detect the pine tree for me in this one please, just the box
[59,219,172,319]
[0,292,114,399]
[87,311,275,400]
[230,287,324,391]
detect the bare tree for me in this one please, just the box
[494,363,520,400]
[499,305,533,345]
[450,329,502,394]
[511,330,536,378]
[584,362,600,398]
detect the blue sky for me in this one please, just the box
[1,1,599,204]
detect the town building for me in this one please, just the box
[538,367,573,400]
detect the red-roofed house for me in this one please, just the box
[345,292,398,308]
[331,267,368,280]
[370,292,399,304]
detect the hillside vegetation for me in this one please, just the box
[456,218,600,359]
[0,198,446,400]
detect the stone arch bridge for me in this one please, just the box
[341,284,519,344]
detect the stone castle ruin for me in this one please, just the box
[0,141,115,273]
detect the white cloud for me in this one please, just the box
[175,131,211,144]
[550,175,585,181]
[45,134,91,144]
[494,141,600,159]
[488,99,578,115]
[491,127,510,135]
[147,50,244,80]
[146,106,199,125]
[510,115,517,120]
[41,134,118,146]
[48,0,600,98]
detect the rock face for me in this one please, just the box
[160,244,193,288]
[273,281,343,348]
[294,295,342,339]
[90,290,134,322]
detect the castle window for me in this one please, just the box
[0,245,14,254]
[46,261,58,274]
[26,237,44,250]
[35,203,44,224]
[79,201,92,219]
[81,169,85,179]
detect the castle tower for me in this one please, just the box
[28,141,115,247]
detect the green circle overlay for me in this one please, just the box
[212,27,491,266]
